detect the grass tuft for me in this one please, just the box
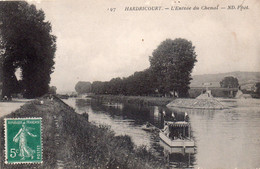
[0,96,166,169]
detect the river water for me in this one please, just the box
[63,98,260,169]
[0,99,29,118]
[1,97,259,168]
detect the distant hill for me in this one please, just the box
[190,71,260,89]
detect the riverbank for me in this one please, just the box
[0,95,165,169]
[0,101,28,118]
[90,95,173,106]
[167,98,225,109]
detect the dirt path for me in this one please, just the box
[0,101,27,118]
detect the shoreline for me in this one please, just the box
[89,95,173,106]
[89,95,260,109]
[0,95,165,169]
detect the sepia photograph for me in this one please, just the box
[0,0,260,168]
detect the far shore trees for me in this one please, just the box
[255,82,260,97]
[220,76,239,88]
[75,81,91,94]
[149,38,197,97]
[89,38,197,98]
[0,1,56,98]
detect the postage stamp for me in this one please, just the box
[4,118,42,164]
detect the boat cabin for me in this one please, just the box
[163,121,191,140]
[160,121,194,148]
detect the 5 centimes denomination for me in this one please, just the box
[4,118,42,164]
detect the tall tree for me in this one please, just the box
[149,38,197,97]
[49,86,57,94]
[0,1,56,98]
[220,76,239,88]
[255,82,260,97]
[75,81,91,94]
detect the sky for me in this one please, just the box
[28,0,260,92]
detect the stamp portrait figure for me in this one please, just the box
[13,123,37,160]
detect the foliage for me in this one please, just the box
[91,69,157,96]
[0,1,56,98]
[91,81,108,95]
[49,86,57,94]
[0,96,166,168]
[149,38,197,97]
[220,76,239,88]
[75,81,91,94]
[90,39,197,97]
[255,82,260,96]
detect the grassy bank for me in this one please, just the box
[90,95,173,106]
[0,96,166,169]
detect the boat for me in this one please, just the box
[160,139,195,168]
[141,122,159,132]
[103,102,123,109]
[159,121,195,148]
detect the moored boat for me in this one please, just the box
[160,121,195,148]
[141,122,159,132]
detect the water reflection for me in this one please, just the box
[63,98,196,168]
[160,140,196,168]
[169,105,260,169]
[0,100,28,118]
[63,98,260,169]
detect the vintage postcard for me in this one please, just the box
[0,0,259,168]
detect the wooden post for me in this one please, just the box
[188,125,191,139]
[188,153,191,167]
[183,126,185,138]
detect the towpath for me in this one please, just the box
[0,99,31,118]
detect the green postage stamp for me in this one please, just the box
[4,118,42,164]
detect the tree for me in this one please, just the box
[149,38,197,97]
[90,69,157,96]
[91,81,109,94]
[128,69,156,96]
[75,81,91,94]
[255,82,260,96]
[90,39,197,97]
[220,76,239,88]
[0,1,56,98]
[49,86,57,94]
[107,78,123,95]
